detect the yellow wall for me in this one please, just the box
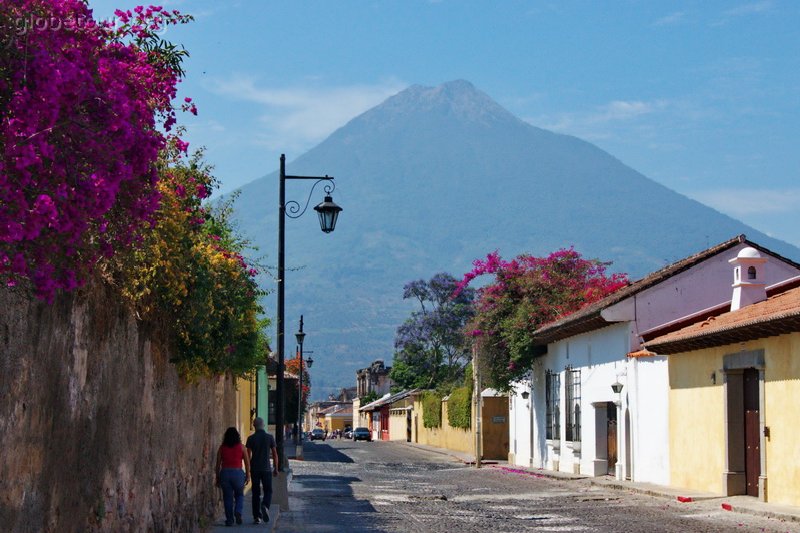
[412,397,473,454]
[762,334,800,506]
[325,414,349,432]
[388,410,410,441]
[669,333,800,506]
[669,348,726,494]
[235,376,256,442]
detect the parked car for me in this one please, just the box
[310,428,326,441]
[352,427,372,442]
[343,428,353,439]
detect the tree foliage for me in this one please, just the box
[286,354,311,416]
[115,145,268,379]
[359,390,378,405]
[447,387,471,429]
[421,391,442,428]
[390,273,475,391]
[458,248,628,390]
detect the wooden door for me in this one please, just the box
[743,368,760,497]
[607,402,618,474]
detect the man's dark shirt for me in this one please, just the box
[246,429,276,472]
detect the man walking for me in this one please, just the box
[246,417,279,524]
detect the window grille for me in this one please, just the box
[545,370,561,440]
[565,366,581,442]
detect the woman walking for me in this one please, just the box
[215,427,251,526]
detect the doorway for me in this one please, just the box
[743,368,760,497]
[607,403,618,474]
[722,350,765,499]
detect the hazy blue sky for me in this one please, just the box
[88,0,800,247]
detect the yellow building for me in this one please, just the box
[646,276,800,506]
[321,403,353,433]
[409,389,509,460]
[235,375,257,442]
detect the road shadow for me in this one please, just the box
[283,473,390,532]
[302,442,355,463]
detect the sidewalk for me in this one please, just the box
[209,489,280,532]
[400,441,505,466]
[501,465,800,525]
[402,441,800,526]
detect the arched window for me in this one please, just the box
[747,266,757,280]
[735,267,740,281]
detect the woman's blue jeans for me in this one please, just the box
[219,468,245,525]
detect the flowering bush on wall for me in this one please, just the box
[114,144,268,379]
[1,2,269,378]
[457,248,628,390]
[0,1,191,301]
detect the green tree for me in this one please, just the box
[390,273,475,391]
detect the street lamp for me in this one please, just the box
[294,315,306,450]
[275,154,341,471]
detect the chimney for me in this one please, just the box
[729,246,768,311]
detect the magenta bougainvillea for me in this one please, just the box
[457,248,628,389]
[0,1,192,301]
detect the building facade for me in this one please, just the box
[645,254,800,506]
[509,237,800,484]
[356,360,393,398]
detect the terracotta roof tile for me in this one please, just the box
[532,236,800,345]
[644,285,800,354]
[627,349,657,358]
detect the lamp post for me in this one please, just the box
[611,379,624,480]
[298,349,313,447]
[275,154,341,471]
[294,315,306,453]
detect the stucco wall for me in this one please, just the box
[628,355,670,485]
[0,283,237,532]
[530,323,629,476]
[668,348,725,494]
[412,398,473,454]
[388,410,409,441]
[509,381,532,466]
[762,334,800,506]
[669,334,800,506]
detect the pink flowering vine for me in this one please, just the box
[458,247,629,389]
[0,1,193,301]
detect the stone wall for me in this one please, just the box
[0,282,237,532]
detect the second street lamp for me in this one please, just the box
[275,154,341,473]
[294,315,306,451]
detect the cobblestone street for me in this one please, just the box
[276,439,800,533]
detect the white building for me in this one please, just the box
[509,236,800,483]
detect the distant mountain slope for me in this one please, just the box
[230,80,800,399]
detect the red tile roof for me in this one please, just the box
[627,349,657,358]
[644,285,800,354]
[532,235,800,346]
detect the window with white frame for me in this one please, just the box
[565,366,581,442]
